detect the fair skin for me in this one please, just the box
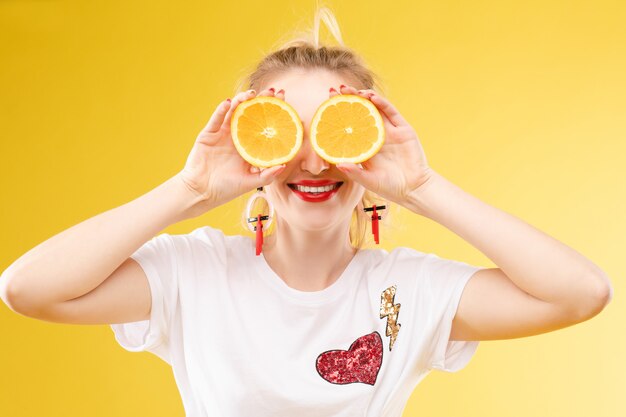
[256,69,368,292]
[1,67,613,345]
[255,68,614,341]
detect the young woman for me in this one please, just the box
[0,7,612,417]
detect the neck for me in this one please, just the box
[261,218,358,292]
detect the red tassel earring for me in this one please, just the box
[363,204,386,244]
[246,186,274,256]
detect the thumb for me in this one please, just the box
[256,164,286,186]
[336,163,374,188]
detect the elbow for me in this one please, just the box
[1,274,20,313]
[577,273,614,320]
[0,271,39,317]
[1,272,23,314]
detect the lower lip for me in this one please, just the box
[289,184,342,202]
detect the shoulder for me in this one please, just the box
[148,225,249,261]
[187,225,229,248]
[358,246,479,292]
[365,246,476,275]
[353,246,433,295]
[359,246,431,272]
[169,225,246,250]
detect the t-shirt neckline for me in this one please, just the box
[253,244,364,305]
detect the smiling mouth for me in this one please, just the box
[287,182,344,195]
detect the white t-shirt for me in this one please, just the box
[110,225,484,417]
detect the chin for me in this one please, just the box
[286,218,346,232]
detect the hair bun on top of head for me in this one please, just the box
[238,4,383,95]
[312,5,345,48]
[236,4,393,250]
[273,5,345,51]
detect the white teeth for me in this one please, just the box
[293,183,340,193]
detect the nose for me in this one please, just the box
[299,138,329,175]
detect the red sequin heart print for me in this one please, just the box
[315,331,383,385]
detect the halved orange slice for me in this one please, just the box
[310,94,385,164]
[230,96,303,167]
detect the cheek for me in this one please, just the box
[349,182,366,198]
[264,185,284,206]
[343,183,365,207]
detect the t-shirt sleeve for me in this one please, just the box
[419,253,484,373]
[109,232,179,365]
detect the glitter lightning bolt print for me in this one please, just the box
[379,285,401,351]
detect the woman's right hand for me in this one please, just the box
[177,87,287,217]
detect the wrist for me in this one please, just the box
[403,168,445,218]
[163,173,214,223]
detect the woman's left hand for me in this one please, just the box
[330,85,433,207]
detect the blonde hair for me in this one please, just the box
[237,4,398,250]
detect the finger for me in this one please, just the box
[340,86,400,127]
[349,88,406,129]
[244,164,286,189]
[366,93,407,128]
[356,89,376,97]
[335,87,392,133]
[259,164,286,182]
[338,84,360,95]
[202,99,232,134]
[276,88,285,100]
[223,89,257,131]
[258,87,277,97]
[335,163,377,190]
[353,89,395,131]
[329,86,340,98]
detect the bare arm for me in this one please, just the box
[405,169,612,313]
[0,173,207,315]
[0,88,286,321]
[325,85,612,341]
[404,170,613,341]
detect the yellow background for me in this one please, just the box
[1,1,624,416]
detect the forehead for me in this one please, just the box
[261,68,358,123]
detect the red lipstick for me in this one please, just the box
[287,180,343,203]
[289,179,341,186]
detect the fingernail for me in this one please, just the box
[247,89,255,95]
[329,87,337,93]
[269,87,275,93]
[277,89,285,94]
[273,165,286,173]
[226,98,231,102]
[340,84,347,89]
